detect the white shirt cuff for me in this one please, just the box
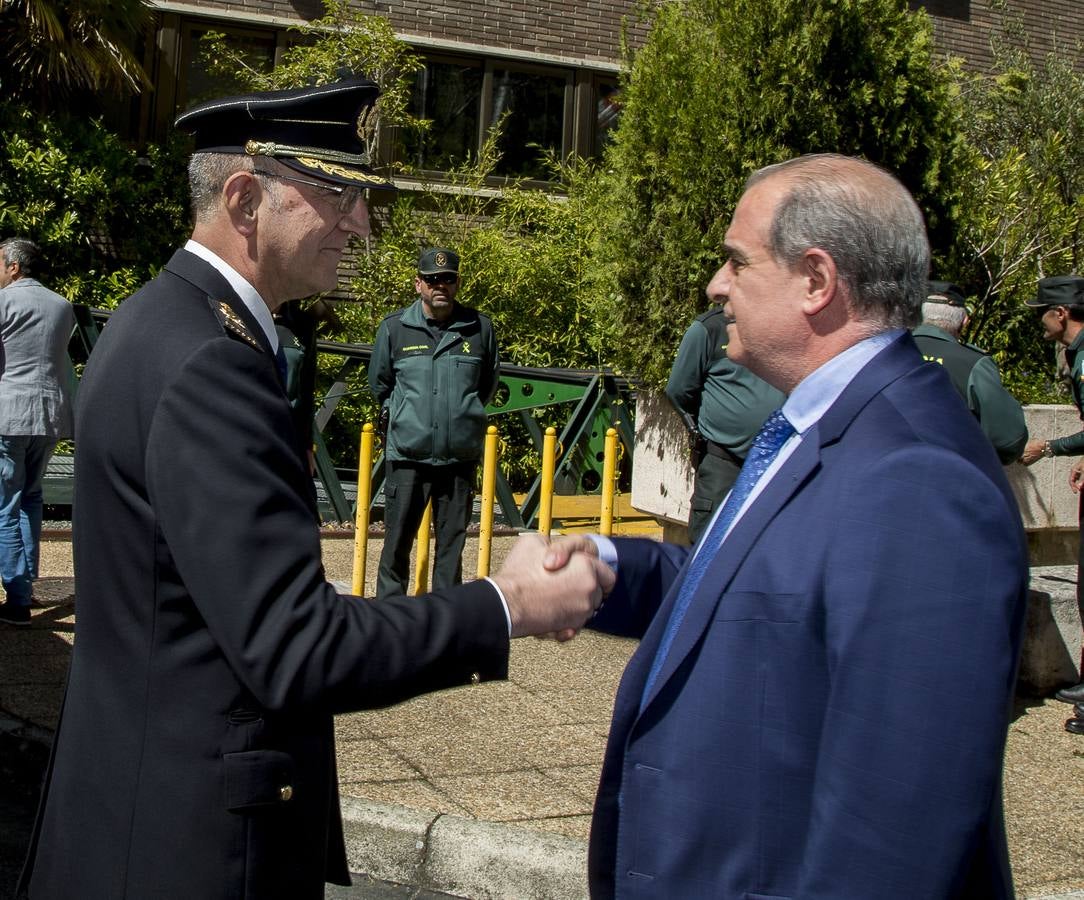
[585,534,619,573]
[483,576,513,636]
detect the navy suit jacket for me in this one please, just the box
[589,334,1028,899]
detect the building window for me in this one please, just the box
[595,80,621,153]
[396,55,576,183]
[487,67,570,180]
[911,0,969,21]
[402,58,483,172]
[183,25,276,109]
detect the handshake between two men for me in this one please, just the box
[487,533,612,641]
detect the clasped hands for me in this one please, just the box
[489,534,615,642]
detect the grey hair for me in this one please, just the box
[746,154,930,330]
[921,301,967,336]
[0,237,41,277]
[187,152,268,222]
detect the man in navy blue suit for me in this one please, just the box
[552,154,1029,898]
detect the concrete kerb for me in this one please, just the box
[340,797,588,900]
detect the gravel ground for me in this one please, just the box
[16,535,1084,897]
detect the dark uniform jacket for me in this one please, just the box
[664,306,783,456]
[369,299,499,465]
[22,249,509,900]
[912,323,1027,465]
[1049,328,1084,457]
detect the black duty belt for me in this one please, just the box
[703,439,743,465]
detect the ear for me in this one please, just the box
[223,171,260,236]
[799,247,838,317]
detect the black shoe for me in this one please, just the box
[1066,717,1084,735]
[1054,682,1084,704]
[1075,704,1084,720]
[0,601,31,627]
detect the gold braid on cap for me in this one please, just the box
[244,139,371,167]
[244,141,389,185]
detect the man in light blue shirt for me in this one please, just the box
[551,153,1029,899]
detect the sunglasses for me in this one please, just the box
[420,272,457,286]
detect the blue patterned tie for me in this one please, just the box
[640,408,795,709]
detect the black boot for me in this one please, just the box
[1065,702,1084,734]
[1054,681,1084,704]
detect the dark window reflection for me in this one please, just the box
[490,69,567,180]
[910,0,969,20]
[595,82,621,153]
[403,60,483,171]
[187,28,276,107]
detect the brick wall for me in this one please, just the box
[170,0,648,65]
[929,0,1084,72]
[168,0,1079,72]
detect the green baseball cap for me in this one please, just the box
[1024,274,1084,309]
[418,248,459,275]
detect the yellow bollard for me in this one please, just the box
[351,423,374,596]
[539,427,557,537]
[599,427,618,537]
[477,425,499,578]
[412,500,433,595]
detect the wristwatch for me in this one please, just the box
[1043,441,1055,458]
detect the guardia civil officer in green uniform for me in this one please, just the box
[912,280,1027,465]
[1021,274,1084,727]
[369,248,499,600]
[664,301,784,543]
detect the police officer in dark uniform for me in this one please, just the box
[20,78,609,900]
[665,302,784,543]
[1021,274,1084,731]
[369,248,500,600]
[912,280,1027,465]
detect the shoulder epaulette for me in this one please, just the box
[209,299,261,350]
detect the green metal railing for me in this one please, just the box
[60,306,637,530]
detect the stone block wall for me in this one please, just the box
[630,396,1083,692]
[632,397,1081,545]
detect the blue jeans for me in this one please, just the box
[0,435,56,606]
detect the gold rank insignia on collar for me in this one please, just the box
[209,299,262,350]
[461,340,471,355]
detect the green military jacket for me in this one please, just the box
[369,298,499,465]
[1049,328,1084,457]
[664,306,784,456]
[911,324,1028,465]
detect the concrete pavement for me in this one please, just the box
[1,536,1083,899]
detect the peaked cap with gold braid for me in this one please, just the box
[174,76,395,192]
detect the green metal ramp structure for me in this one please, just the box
[48,306,637,531]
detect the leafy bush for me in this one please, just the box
[949,39,1084,402]
[585,0,963,387]
[0,104,190,309]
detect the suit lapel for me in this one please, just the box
[635,333,922,716]
[635,436,821,714]
[164,249,276,360]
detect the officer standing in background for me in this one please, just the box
[369,248,499,599]
[665,302,784,543]
[1021,274,1084,729]
[912,280,1027,465]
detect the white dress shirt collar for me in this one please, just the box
[782,329,903,436]
[184,240,279,353]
